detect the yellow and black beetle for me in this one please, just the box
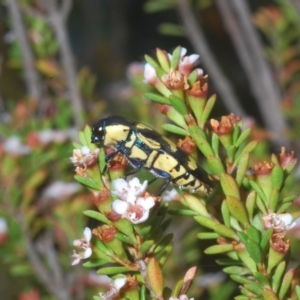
[91,116,213,195]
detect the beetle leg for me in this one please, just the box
[157,179,172,196]
[148,177,158,185]
[124,158,142,178]
[149,167,172,195]
[103,150,121,173]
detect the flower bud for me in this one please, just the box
[147,258,164,297]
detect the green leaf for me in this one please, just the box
[278,269,294,299]
[244,283,264,296]
[230,275,253,285]
[260,227,273,254]
[234,128,251,148]
[249,181,268,205]
[204,244,233,254]
[161,124,188,136]
[206,155,225,177]
[197,232,220,239]
[74,175,100,190]
[216,258,242,266]
[234,140,258,167]
[144,92,171,105]
[226,145,236,161]
[139,285,146,300]
[188,69,199,85]
[221,200,231,227]
[236,152,250,186]
[221,173,240,200]
[156,48,170,71]
[237,231,248,245]
[246,225,260,244]
[171,46,182,69]
[169,95,188,115]
[282,194,298,203]
[144,1,174,13]
[99,147,107,173]
[10,264,33,276]
[277,202,293,214]
[245,191,256,221]
[97,266,133,275]
[194,215,218,230]
[182,194,209,216]
[223,266,251,275]
[154,233,173,255]
[140,240,155,256]
[145,54,160,69]
[211,133,220,156]
[189,128,214,156]
[84,210,110,224]
[114,232,135,245]
[213,224,238,240]
[246,239,262,264]
[83,259,110,268]
[295,285,300,300]
[139,225,152,237]
[158,242,173,266]
[201,94,216,126]
[254,272,270,287]
[167,209,198,216]
[158,23,184,37]
[226,196,249,226]
[84,125,94,148]
[271,165,284,190]
[263,288,280,300]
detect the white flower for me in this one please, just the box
[72,227,92,265]
[37,129,76,144]
[0,218,7,235]
[144,63,158,84]
[263,213,296,233]
[112,178,148,203]
[70,146,99,169]
[99,277,127,300]
[111,178,155,224]
[41,181,80,200]
[0,218,8,244]
[3,136,31,155]
[162,188,181,202]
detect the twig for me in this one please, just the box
[23,228,71,300]
[177,0,246,118]
[216,0,289,146]
[37,232,71,300]
[38,0,84,128]
[6,0,43,102]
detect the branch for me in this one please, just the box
[23,228,71,300]
[6,0,43,102]
[177,0,247,118]
[216,0,289,146]
[38,0,84,128]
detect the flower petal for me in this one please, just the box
[84,227,92,242]
[113,277,127,290]
[112,200,128,215]
[83,247,92,259]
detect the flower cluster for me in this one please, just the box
[70,146,100,172]
[72,227,92,265]
[111,178,156,224]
